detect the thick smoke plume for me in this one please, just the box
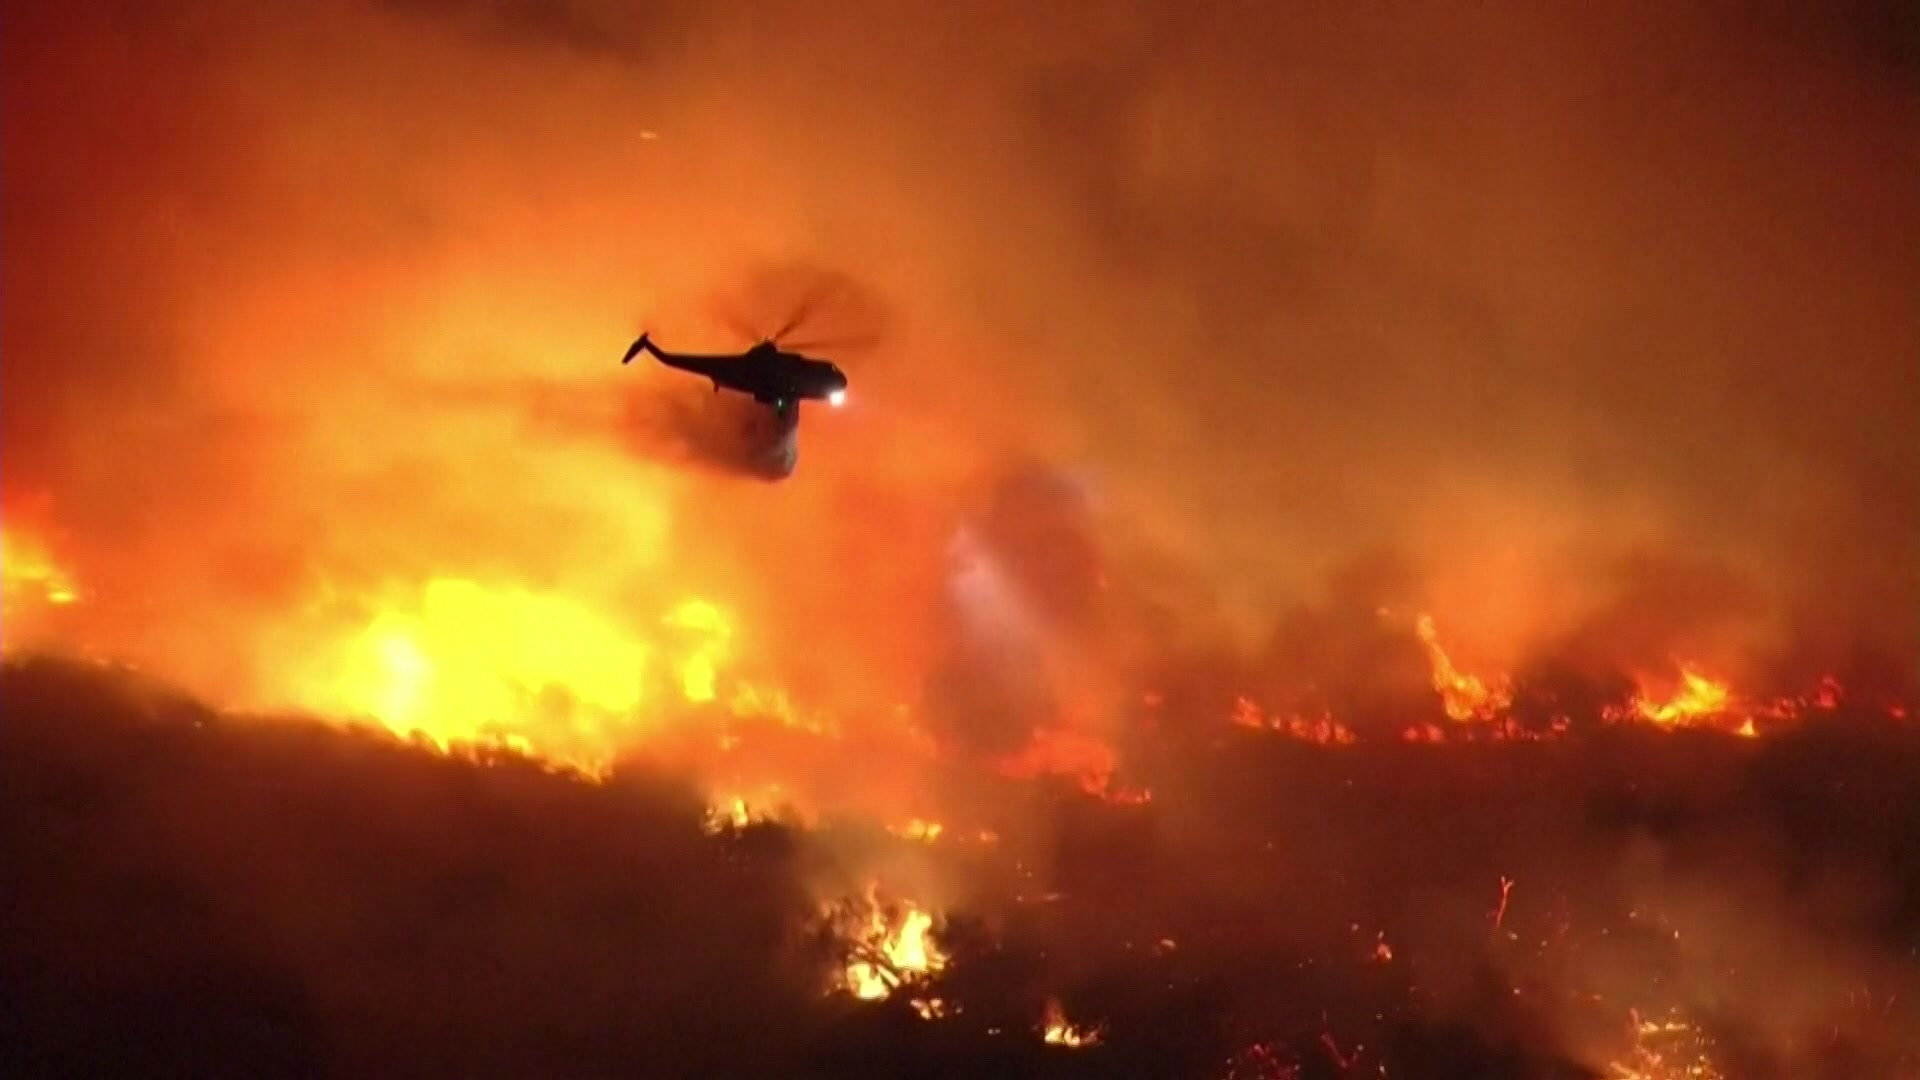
[5,0,1915,706]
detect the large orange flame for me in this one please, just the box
[1415,613,1512,722]
[832,887,949,1003]
[277,578,755,775]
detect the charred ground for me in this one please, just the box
[6,656,1917,1079]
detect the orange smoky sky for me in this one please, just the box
[3,0,1916,746]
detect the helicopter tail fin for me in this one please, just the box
[621,333,652,365]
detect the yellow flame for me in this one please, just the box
[664,598,731,702]
[1634,669,1730,727]
[703,797,754,833]
[290,579,756,773]
[332,580,648,751]
[1,528,80,609]
[838,892,948,1003]
[892,818,945,843]
[1040,998,1102,1047]
[702,790,809,833]
[1416,614,1511,721]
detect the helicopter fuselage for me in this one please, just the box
[627,336,848,410]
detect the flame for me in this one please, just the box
[1224,618,1885,744]
[726,681,835,735]
[1233,696,1356,744]
[2,526,84,658]
[284,578,766,774]
[891,818,945,843]
[703,796,765,834]
[1631,669,1730,727]
[997,728,1116,796]
[1,527,81,612]
[702,788,815,833]
[832,888,948,1003]
[663,598,731,702]
[1415,614,1511,721]
[1040,998,1102,1047]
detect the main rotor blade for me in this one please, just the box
[767,297,818,345]
[779,329,881,354]
[767,274,850,344]
[711,302,767,346]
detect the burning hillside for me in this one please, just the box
[6,653,1920,1078]
[4,513,1917,1078]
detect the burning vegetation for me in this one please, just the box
[5,564,1918,1077]
[1,360,1917,1080]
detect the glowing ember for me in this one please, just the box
[1415,614,1511,721]
[1491,875,1515,934]
[1040,998,1102,1047]
[1606,1008,1725,1079]
[1232,696,1355,744]
[1222,1041,1299,1079]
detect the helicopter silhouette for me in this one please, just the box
[621,293,861,424]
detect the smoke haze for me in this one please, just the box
[5,1,1919,1075]
[7,0,1916,697]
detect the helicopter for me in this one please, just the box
[621,294,857,423]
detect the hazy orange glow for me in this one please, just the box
[2,527,79,610]
[5,3,1917,1075]
[0,0,1911,845]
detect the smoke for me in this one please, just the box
[5,0,1916,702]
[616,380,800,482]
[4,2,1918,1071]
